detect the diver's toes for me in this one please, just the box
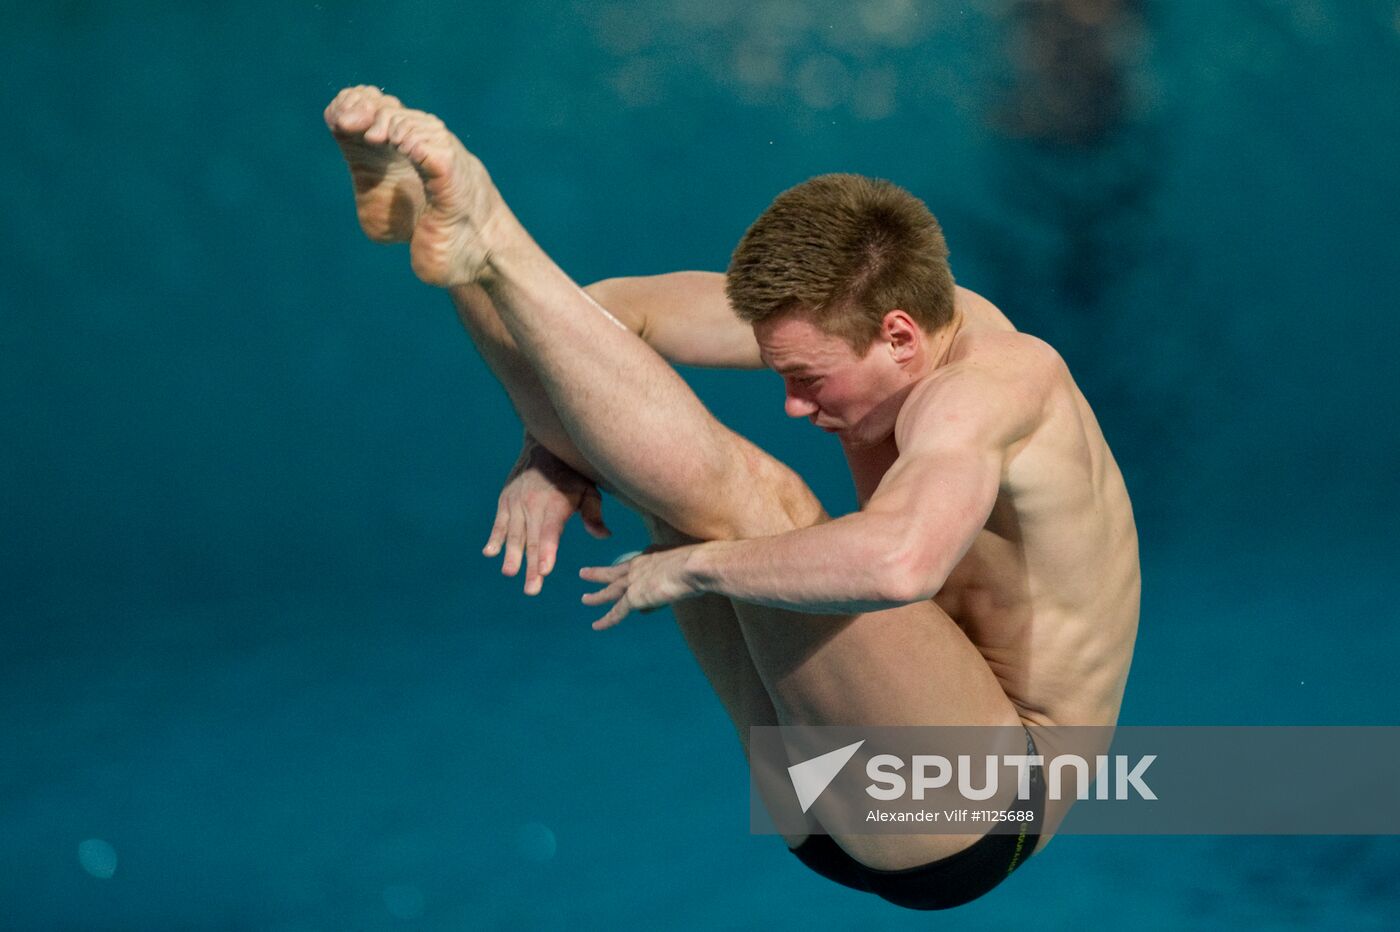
[386,113,408,146]
[363,105,396,144]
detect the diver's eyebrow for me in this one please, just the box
[760,355,809,376]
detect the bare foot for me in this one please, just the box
[324,86,424,243]
[327,88,510,288]
[391,107,508,289]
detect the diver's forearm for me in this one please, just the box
[685,515,920,614]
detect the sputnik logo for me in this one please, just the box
[787,740,865,813]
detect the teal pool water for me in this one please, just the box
[4,2,1399,928]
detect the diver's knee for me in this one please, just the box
[641,439,824,543]
[746,445,825,529]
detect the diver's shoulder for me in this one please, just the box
[953,285,1017,332]
[954,328,1067,384]
[951,288,1070,379]
[903,333,1062,444]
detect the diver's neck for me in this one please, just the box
[928,309,965,372]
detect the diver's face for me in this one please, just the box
[753,312,904,446]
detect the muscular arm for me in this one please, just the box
[679,342,1056,614]
[585,272,763,369]
[686,447,1001,612]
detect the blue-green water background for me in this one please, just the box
[4,1,1399,928]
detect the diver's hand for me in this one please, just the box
[578,545,704,630]
[484,439,610,594]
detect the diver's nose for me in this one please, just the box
[784,394,818,418]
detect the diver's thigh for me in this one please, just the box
[732,597,1022,870]
[671,594,777,753]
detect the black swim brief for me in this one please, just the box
[788,728,1045,910]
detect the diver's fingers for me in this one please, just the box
[534,505,569,578]
[591,596,633,631]
[501,502,526,577]
[580,580,628,607]
[579,564,627,584]
[523,542,543,596]
[522,506,559,596]
[484,497,509,558]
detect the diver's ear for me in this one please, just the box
[881,309,920,364]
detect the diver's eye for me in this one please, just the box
[796,375,820,387]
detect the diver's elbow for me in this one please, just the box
[875,544,946,606]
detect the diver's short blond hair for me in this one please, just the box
[726,173,956,349]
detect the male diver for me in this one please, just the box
[325,85,1140,910]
